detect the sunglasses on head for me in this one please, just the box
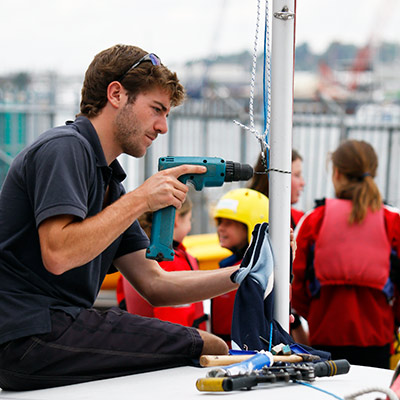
[118,53,161,82]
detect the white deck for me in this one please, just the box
[0,364,394,400]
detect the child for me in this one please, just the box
[211,188,269,345]
[117,197,207,330]
[292,139,400,368]
[248,149,305,229]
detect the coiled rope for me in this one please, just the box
[344,386,398,400]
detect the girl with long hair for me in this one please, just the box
[292,139,400,368]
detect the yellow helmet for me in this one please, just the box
[214,188,269,243]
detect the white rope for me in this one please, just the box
[263,0,272,145]
[344,386,398,400]
[233,0,271,157]
[233,120,269,146]
[248,0,261,133]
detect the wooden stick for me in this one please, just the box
[200,353,318,367]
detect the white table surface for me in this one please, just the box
[0,364,394,400]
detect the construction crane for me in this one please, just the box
[317,0,398,104]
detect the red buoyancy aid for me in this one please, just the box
[314,198,390,290]
[291,208,304,230]
[120,242,207,330]
[153,244,207,330]
[211,255,242,346]
[211,290,237,343]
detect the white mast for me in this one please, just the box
[269,0,296,331]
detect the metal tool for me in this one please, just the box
[146,156,254,261]
[196,359,351,392]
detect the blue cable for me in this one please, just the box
[268,322,273,352]
[296,381,344,400]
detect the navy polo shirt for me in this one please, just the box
[0,116,150,345]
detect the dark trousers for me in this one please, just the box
[0,307,203,391]
[314,344,391,369]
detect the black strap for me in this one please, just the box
[192,314,209,329]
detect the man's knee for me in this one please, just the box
[197,330,229,355]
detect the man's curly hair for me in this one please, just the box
[78,44,185,118]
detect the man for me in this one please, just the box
[0,44,239,391]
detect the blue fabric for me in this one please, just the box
[220,253,242,268]
[232,223,274,288]
[231,223,330,360]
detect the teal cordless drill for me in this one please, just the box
[146,156,254,261]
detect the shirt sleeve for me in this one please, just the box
[24,135,93,227]
[114,219,150,259]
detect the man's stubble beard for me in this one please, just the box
[114,103,147,158]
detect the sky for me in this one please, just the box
[1,0,400,75]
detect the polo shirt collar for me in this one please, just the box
[69,116,127,183]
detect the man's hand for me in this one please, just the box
[38,164,206,275]
[135,164,207,212]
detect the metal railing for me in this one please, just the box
[2,98,400,234]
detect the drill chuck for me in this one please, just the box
[225,161,254,182]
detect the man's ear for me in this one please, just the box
[107,81,125,109]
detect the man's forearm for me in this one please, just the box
[116,251,239,307]
[39,191,148,274]
[40,165,208,274]
[150,267,240,307]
